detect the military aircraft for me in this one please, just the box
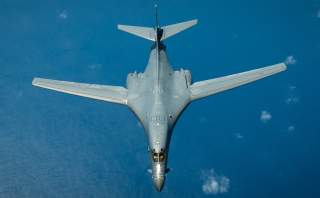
[32,6,287,192]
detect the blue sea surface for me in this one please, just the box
[0,0,319,197]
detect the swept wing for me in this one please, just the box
[190,63,287,101]
[32,78,128,105]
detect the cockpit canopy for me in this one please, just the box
[151,149,166,162]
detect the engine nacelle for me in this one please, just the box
[183,69,192,87]
[126,72,143,91]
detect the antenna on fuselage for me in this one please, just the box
[154,3,163,42]
[154,4,160,29]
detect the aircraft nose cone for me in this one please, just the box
[153,176,165,192]
[151,161,166,191]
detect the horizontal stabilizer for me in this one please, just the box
[161,19,198,41]
[117,25,155,41]
[190,63,287,101]
[118,19,197,41]
[32,78,128,105]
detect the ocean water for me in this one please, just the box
[0,0,319,197]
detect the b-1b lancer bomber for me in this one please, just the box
[32,8,287,191]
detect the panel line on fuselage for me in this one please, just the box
[155,41,161,90]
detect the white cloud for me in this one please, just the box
[16,90,23,98]
[136,121,142,128]
[285,97,299,104]
[58,10,68,19]
[199,116,207,124]
[289,86,296,90]
[260,111,272,123]
[288,125,295,132]
[232,33,239,39]
[234,133,244,139]
[286,86,299,104]
[285,55,297,65]
[88,64,102,70]
[201,169,230,195]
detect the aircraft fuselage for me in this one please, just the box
[126,42,191,191]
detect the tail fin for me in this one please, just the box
[117,19,198,41]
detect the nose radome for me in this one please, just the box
[153,176,165,192]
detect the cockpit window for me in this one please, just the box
[151,150,166,162]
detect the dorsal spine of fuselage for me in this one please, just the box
[154,4,161,89]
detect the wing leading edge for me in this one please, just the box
[190,63,287,101]
[32,78,128,105]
